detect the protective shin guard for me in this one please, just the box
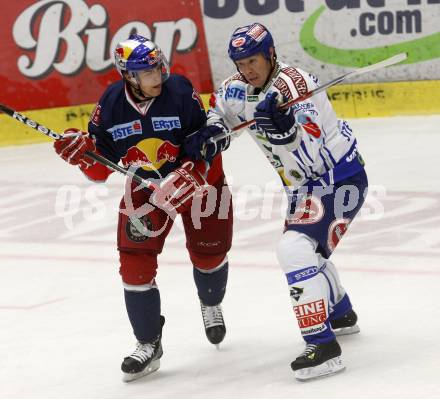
[288,272,335,344]
[318,257,347,309]
[193,263,228,306]
[124,288,161,343]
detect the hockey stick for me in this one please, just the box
[207,52,408,144]
[0,103,153,189]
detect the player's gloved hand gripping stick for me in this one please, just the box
[203,52,408,151]
[0,103,150,185]
[0,103,206,214]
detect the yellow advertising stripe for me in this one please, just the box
[0,104,95,147]
[327,80,440,118]
[204,81,440,118]
[1,80,440,148]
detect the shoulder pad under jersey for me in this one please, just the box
[273,65,312,101]
[219,72,247,114]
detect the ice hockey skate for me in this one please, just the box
[291,340,345,381]
[200,301,226,347]
[331,309,360,336]
[121,316,165,382]
[121,337,163,382]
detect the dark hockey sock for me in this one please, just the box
[124,288,161,343]
[193,262,228,306]
[330,293,353,321]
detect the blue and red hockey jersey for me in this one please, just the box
[83,74,223,184]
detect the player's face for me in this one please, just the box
[235,53,273,88]
[136,65,163,97]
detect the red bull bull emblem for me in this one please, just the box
[147,49,160,65]
[156,140,179,162]
[121,138,180,171]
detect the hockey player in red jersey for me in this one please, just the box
[185,23,367,381]
[54,35,233,382]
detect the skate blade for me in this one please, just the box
[294,357,345,382]
[122,359,160,382]
[334,324,360,337]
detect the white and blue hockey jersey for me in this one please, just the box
[207,61,365,189]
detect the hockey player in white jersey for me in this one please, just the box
[184,23,368,381]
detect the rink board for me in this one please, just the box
[1,80,439,147]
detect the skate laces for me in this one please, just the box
[301,344,317,358]
[201,303,224,328]
[129,341,156,363]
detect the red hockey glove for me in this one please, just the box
[54,128,96,167]
[150,161,208,213]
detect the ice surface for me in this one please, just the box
[1,115,439,399]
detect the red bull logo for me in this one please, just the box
[147,49,160,65]
[121,138,180,171]
[156,140,180,162]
